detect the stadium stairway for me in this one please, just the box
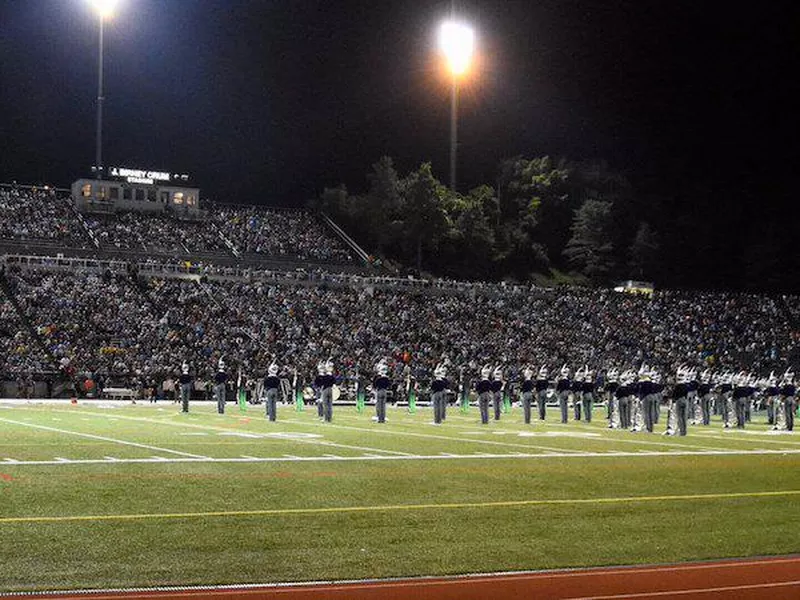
[319,212,373,266]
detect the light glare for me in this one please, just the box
[90,0,119,18]
[439,21,475,76]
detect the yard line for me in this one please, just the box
[0,417,209,459]
[694,430,800,447]
[1,448,799,467]
[2,489,798,525]
[50,409,415,457]
[282,418,583,454]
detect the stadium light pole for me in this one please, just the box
[90,0,118,179]
[439,20,474,192]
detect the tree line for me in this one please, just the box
[313,156,800,293]
[313,156,661,285]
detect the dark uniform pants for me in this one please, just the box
[180,383,192,413]
[479,392,492,424]
[493,392,502,420]
[214,384,226,414]
[582,393,593,422]
[265,388,278,421]
[619,396,630,429]
[558,391,569,423]
[322,387,333,422]
[432,391,445,424]
[675,396,688,436]
[537,390,547,420]
[522,391,533,424]
[785,397,796,431]
[700,393,711,425]
[375,389,387,423]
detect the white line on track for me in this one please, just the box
[1,448,799,466]
[574,579,800,599]
[0,417,209,459]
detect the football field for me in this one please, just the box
[1,400,799,593]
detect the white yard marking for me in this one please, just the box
[1,448,798,467]
[282,418,583,454]
[0,417,210,459]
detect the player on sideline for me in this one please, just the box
[373,360,391,423]
[178,361,192,413]
[431,362,449,425]
[521,366,535,424]
[477,364,493,425]
[263,359,281,421]
[491,365,504,421]
[214,357,228,414]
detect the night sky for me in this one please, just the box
[0,1,796,281]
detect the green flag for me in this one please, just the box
[295,388,305,412]
[238,388,247,412]
[356,387,365,414]
[408,384,417,414]
[460,388,470,414]
[502,391,511,414]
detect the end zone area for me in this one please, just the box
[1,401,799,593]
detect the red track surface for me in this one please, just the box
[15,556,800,600]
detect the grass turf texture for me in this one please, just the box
[0,401,798,591]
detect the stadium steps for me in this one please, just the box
[0,270,58,370]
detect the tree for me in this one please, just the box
[629,221,660,279]
[397,163,450,274]
[446,185,498,278]
[563,200,615,280]
[363,157,401,253]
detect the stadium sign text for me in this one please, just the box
[109,167,171,185]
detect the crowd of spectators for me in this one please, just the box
[0,289,53,375]
[0,187,91,248]
[0,187,355,263]
[1,265,796,392]
[213,205,354,262]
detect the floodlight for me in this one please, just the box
[90,0,119,19]
[439,21,475,76]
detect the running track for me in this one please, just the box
[10,556,800,600]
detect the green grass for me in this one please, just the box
[1,400,799,591]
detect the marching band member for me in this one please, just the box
[687,367,700,425]
[430,362,449,425]
[765,371,778,426]
[581,366,595,422]
[535,365,550,421]
[698,369,713,426]
[652,369,664,425]
[617,369,633,430]
[373,360,391,424]
[605,367,620,429]
[491,365,504,421]
[263,359,281,421]
[638,366,655,433]
[718,371,734,428]
[178,361,193,413]
[320,359,335,422]
[521,366,535,424]
[556,365,571,424]
[214,357,228,415]
[732,371,750,429]
[477,365,493,425]
[314,361,326,419]
[572,366,584,421]
[780,368,796,432]
[670,366,690,436]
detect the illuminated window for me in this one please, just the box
[81,184,92,198]
[110,187,119,200]
[135,188,145,201]
[96,186,107,200]
[147,189,157,202]
[173,192,184,205]
[186,195,196,206]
